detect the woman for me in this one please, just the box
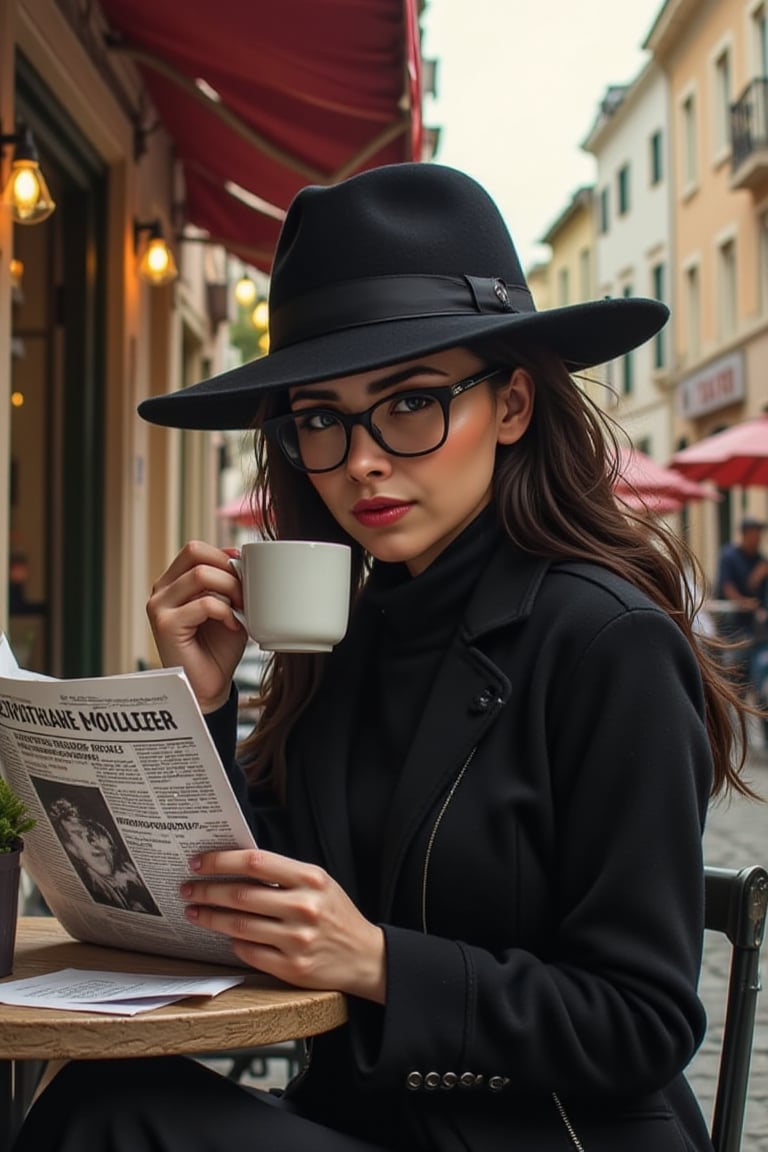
[14,163,759,1152]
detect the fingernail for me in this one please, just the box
[180,883,193,898]
[184,906,199,920]
[188,855,202,871]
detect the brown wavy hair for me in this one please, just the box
[238,338,762,802]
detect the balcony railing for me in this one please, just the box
[731,78,768,190]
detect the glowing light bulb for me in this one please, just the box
[11,166,40,214]
[137,234,178,285]
[147,239,170,276]
[235,275,257,307]
[251,301,269,330]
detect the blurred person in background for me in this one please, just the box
[716,517,768,746]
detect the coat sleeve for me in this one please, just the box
[204,687,293,851]
[348,607,712,1099]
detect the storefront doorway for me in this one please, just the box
[8,53,107,676]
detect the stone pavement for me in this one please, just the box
[688,731,768,1152]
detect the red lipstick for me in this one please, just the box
[352,498,412,528]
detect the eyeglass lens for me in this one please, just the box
[281,391,447,472]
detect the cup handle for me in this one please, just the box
[227,557,248,632]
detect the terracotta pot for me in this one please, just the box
[0,842,22,977]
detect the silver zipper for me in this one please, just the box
[420,746,581,1152]
[421,747,477,933]
[552,1091,585,1151]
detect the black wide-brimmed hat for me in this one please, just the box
[138,162,669,430]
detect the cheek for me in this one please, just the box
[307,473,336,506]
[435,408,497,465]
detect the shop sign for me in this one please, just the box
[678,352,745,419]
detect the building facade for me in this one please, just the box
[1,0,231,679]
[0,0,423,679]
[647,0,768,574]
[583,62,674,465]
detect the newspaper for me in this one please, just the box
[0,635,257,967]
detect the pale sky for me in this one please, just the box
[421,0,665,273]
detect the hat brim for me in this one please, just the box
[138,296,668,430]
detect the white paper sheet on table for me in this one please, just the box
[0,968,244,1015]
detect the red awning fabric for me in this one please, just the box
[100,0,423,270]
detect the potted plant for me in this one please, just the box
[0,778,35,976]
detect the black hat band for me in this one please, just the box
[270,274,535,350]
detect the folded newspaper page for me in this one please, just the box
[0,635,257,966]
[0,969,244,1015]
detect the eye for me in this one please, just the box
[389,392,438,415]
[294,409,340,433]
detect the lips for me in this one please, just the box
[352,498,412,528]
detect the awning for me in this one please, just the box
[100,0,423,270]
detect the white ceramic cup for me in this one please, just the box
[229,540,351,653]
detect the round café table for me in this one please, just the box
[0,917,348,1149]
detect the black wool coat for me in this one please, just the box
[214,540,715,1152]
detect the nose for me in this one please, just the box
[344,423,392,481]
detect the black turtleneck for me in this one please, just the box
[348,505,501,916]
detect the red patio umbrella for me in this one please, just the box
[667,415,768,487]
[613,446,717,514]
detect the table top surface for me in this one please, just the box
[0,918,347,1061]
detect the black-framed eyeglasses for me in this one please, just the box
[262,367,504,474]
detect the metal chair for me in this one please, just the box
[703,864,768,1152]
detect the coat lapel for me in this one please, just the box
[377,545,551,918]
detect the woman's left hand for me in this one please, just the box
[180,849,386,1003]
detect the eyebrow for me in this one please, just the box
[289,364,450,405]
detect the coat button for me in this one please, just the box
[441,1072,458,1088]
[459,1071,476,1087]
[406,1071,422,1090]
[424,1071,441,1089]
[488,1076,508,1091]
[470,689,494,713]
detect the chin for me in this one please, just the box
[366,542,417,565]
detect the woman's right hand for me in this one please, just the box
[147,541,248,713]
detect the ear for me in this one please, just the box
[494,368,535,446]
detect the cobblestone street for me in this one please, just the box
[687,732,768,1152]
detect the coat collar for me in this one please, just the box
[463,537,551,640]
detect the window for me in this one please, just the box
[599,187,609,234]
[752,4,768,76]
[579,248,591,300]
[652,263,665,369]
[621,285,633,394]
[682,92,697,188]
[649,130,663,185]
[713,48,732,156]
[685,264,700,357]
[759,211,768,313]
[617,164,630,215]
[718,238,737,340]
[557,267,569,306]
